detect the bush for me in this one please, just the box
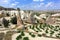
[50,30,54,34]
[16,35,22,40]
[23,37,29,40]
[21,31,25,36]
[0,24,2,26]
[54,29,58,31]
[42,33,46,36]
[36,26,41,31]
[58,33,60,35]
[59,28,60,30]
[6,13,10,16]
[31,34,35,37]
[56,35,60,38]
[29,32,35,37]
[45,29,48,33]
[17,30,21,33]
[38,34,42,37]
[2,18,9,28]
[36,31,38,32]
[50,30,54,36]
[29,32,31,35]
[32,25,34,29]
[29,26,31,29]
[10,16,17,24]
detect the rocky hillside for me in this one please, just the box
[0,6,16,11]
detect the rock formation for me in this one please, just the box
[17,8,24,29]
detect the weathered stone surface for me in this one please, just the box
[4,31,17,40]
[0,33,5,40]
[17,8,22,26]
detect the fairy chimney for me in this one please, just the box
[17,8,23,27]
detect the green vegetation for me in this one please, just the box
[50,30,54,36]
[6,13,10,16]
[31,34,35,37]
[56,33,60,38]
[33,12,40,16]
[29,32,32,35]
[37,34,42,37]
[16,23,60,40]
[17,30,21,33]
[23,37,29,40]
[21,31,25,36]
[16,30,25,40]
[45,29,49,33]
[10,16,17,24]
[29,32,35,37]
[16,35,22,40]
[0,24,2,26]
[2,18,9,28]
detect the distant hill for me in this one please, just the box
[0,6,16,11]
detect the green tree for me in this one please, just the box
[6,13,10,16]
[2,18,9,28]
[10,16,17,24]
[23,37,29,40]
[16,35,22,40]
[38,34,42,37]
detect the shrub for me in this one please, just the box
[16,35,22,40]
[17,30,21,33]
[32,25,34,29]
[21,31,25,36]
[29,26,31,29]
[58,33,60,35]
[31,34,35,37]
[42,18,46,21]
[29,32,35,37]
[49,25,54,29]
[0,24,2,26]
[54,29,58,31]
[38,34,42,37]
[36,31,38,32]
[45,29,48,33]
[42,33,46,36]
[10,16,17,24]
[56,35,60,38]
[55,26,59,28]
[59,28,60,30]
[6,13,10,16]
[2,18,9,28]
[23,37,29,40]
[29,32,32,35]
[36,26,41,31]
[50,30,54,34]
[50,30,54,36]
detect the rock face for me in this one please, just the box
[0,33,5,40]
[17,13,23,26]
[46,15,60,25]
[17,8,24,29]
[46,17,55,25]
[4,31,17,40]
[0,18,4,28]
[0,30,17,40]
